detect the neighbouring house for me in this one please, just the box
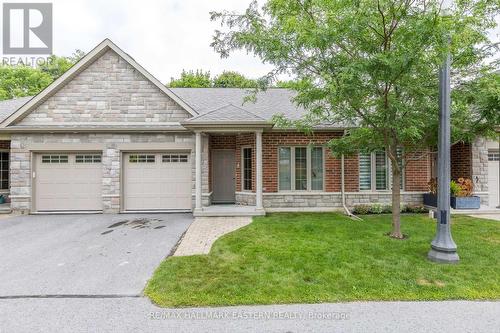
[0,39,498,215]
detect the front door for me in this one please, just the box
[212,149,236,203]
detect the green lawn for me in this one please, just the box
[145,213,500,307]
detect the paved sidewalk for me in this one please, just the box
[174,216,252,256]
[1,298,498,333]
[468,214,500,221]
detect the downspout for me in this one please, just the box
[340,131,362,220]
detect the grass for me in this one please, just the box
[145,213,500,307]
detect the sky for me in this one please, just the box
[1,0,275,83]
[0,0,499,84]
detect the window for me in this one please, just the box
[295,147,307,190]
[278,146,324,191]
[162,154,188,163]
[488,150,499,161]
[242,148,252,191]
[0,151,8,190]
[278,147,292,191]
[359,149,404,191]
[42,155,68,164]
[129,154,155,163]
[75,154,101,163]
[311,147,324,190]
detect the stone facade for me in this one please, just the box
[262,192,424,210]
[471,137,489,205]
[18,50,189,126]
[9,133,204,213]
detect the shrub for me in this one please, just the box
[402,204,427,214]
[450,180,461,197]
[371,203,383,214]
[353,204,371,215]
[353,204,427,215]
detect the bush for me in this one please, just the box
[402,204,427,214]
[371,203,383,214]
[353,203,427,215]
[353,204,371,215]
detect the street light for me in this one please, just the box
[428,0,459,263]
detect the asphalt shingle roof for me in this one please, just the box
[170,88,305,121]
[0,96,32,123]
[187,103,266,123]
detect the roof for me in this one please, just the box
[0,96,32,123]
[0,39,198,128]
[171,88,306,121]
[187,103,266,123]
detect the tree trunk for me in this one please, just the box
[389,147,403,239]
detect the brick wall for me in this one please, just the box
[261,132,359,192]
[450,142,472,180]
[404,150,431,191]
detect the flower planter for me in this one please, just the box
[451,196,480,210]
[423,193,437,207]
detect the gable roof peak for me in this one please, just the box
[0,38,197,128]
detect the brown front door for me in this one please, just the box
[212,149,236,203]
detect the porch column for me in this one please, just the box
[195,131,202,211]
[256,130,263,210]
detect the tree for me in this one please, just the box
[168,69,212,88]
[213,70,257,87]
[39,50,85,80]
[211,0,500,238]
[0,50,85,100]
[0,66,53,100]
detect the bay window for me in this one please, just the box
[359,149,404,191]
[278,146,324,191]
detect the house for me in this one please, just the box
[0,39,497,215]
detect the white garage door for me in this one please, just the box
[35,153,102,211]
[488,150,499,208]
[123,152,192,211]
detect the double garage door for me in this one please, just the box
[34,152,191,212]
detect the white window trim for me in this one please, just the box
[278,146,325,192]
[241,146,253,192]
[359,151,405,192]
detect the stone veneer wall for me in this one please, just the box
[236,191,423,209]
[471,137,489,205]
[18,50,189,125]
[9,133,207,213]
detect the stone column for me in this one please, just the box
[255,130,263,210]
[195,131,202,211]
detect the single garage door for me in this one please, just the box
[35,153,102,211]
[488,149,499,208]
[123,152,192,211]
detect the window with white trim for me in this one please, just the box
[488,150,499,161]
[129,154,155,163]
[0,151,8,190]
[162,154,189,163]
[242,147,252,191]
[278,146,324,191]
[75,154,101,163]
[42,155,68,164]
[359,149,404,191]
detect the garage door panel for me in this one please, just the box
[124,152,192,211]
[35,153,102,211]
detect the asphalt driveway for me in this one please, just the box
[0,213,192,296]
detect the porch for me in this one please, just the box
[181,109,272,217]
